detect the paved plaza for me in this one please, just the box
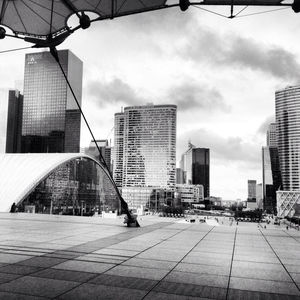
[0,214,298,299]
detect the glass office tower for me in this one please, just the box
[113,112,125,187]
[180,144,210,198]
[21,50,82,153]
[122,104,177,189]
[276,85,300,190]
[6,90,23,153]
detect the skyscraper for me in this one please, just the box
[5,90,23,153]
[123,104,177,188]
[21,50,82,153]
[276,85,300,190]
[112,112,125,187]
[85,139,112,171]
[180,143,210,198]
[114,104,177,208]
[262,146,282,213]
[267,123,277,147]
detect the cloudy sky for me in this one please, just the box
[1,1,300,200]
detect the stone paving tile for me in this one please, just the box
[122,257,177,270]
[232,260,285,271]
[31,268,98,282]
[233,254,279,264]
[106,265,170,280]
[53,260,115,274]
[0,276,79,298]
[0,291,47,300]
[144,291,210,300]
[93,248,140,257]
[0,264,43,275]
[285,265,300,274]
[0,273,21,284]
[229,277,300,296]
[74,253,125,264]
[228,288,300,300]
[18,256,67,268]
[290,273,300,284]
[57,283,147,300]
[182,256,231,266]
[164,271,229,288]
[154,281,227,299]
[231,266,291,282]
[45,250,85,259]
[136,249,187,262]
[89,273,158,290]
[0,253,32,264]
[175,263,231,276]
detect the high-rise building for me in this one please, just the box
[85,140,112,171]
[276,85,300,190]
[247,180,257,209]
[115,104,177,208]
[262,146,282,213]
[267,123,277,147]
[5,90,23,153]
[248,180,256,200]
[123,104,177,188]
[21,50,82,153]
[180,143,210,198]
[112,112,125,187]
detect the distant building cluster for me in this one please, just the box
[6,49,300,218]
[249,85,300,218]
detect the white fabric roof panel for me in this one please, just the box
[0,153,95,212]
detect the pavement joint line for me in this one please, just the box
[259,228,300,294]
[140,225,217,300]
[0,222,175,293]
[282,228,300,244]
[225,227,237,300]
[52,222,192,299]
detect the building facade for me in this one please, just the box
[85,140,112,172]
[122,104,177,189]
[276,85,300,191]
[114,104,177,209]
[5,90,23,153]
[176,184,204,205]
[247,180,257,209]
[267,122,277,147]
[262,146,282,213]
[21,50,82,153]
[112,112,125,187]
[180,143,210,198]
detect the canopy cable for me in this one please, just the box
[234,6,248,17]
[49,47,138,226]
[235,6,289,18]
[0,46,33,54]
[191,4,229,18]
[191,3,289,18]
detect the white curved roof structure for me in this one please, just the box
[0,153,103,212]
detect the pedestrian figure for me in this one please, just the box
[236,221,239,225]
[286,226,289,230]
[264,225,266,229]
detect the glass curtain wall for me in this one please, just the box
[17,157,120,215]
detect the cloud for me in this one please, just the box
[86,77,230,113]
[178,128,261,165]
[168,82,230,112]
[86,78,143,107]
[257,115,275,135]
[179,28,300,81]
